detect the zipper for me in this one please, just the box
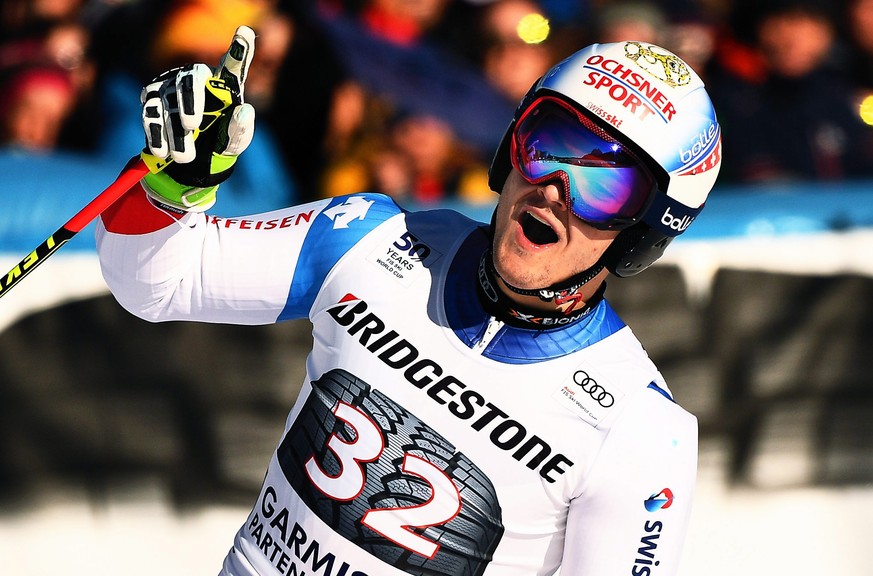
[472,316,504,354]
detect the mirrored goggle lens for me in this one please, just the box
[511,97,655,228]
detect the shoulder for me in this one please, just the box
[404,205,487,231]
[582,330,697,456]
[312,194,483,238]
[295,195,480,282]
[317,192,405,225]
[402,206,487,248]
[292,193,406,254]
[574,321,695,427]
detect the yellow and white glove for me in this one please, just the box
[140,25,256,212]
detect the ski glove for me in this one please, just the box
[140,25,256,212]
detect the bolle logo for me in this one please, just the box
[660,207,694,232]
[679,123,718,165]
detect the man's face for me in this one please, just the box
[491,169,619,292]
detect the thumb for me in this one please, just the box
[215,25,256,100]
[221,103,256,157]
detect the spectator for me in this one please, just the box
[480,0,556,103]
[662,1,720,79]
[301,0,504,202]
[318,82,392,198]
[321,103,493,205]
[243,11,294,111]
[355,0,450,46]
[0,7,96,152]
[708,0,873,182]
[1,0,85,33]
[0,63,76,150]
[264,2,355,201]
[386,111,492,204]
[594,1,667,45]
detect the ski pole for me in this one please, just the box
[0,156,148,300]
[0,73,240,301]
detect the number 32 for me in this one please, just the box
[305,401,462,558]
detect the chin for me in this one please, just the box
[493,251,548,290]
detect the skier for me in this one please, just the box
[97,26,721,576]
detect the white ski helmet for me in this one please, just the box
[488,41,722,277]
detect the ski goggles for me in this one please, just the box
[510,96,657,230]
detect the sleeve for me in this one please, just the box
[560,386,698,576]
[95,184,402,325]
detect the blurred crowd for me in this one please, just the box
[4,0,873,207]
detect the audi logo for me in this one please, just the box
[573,370,614,407]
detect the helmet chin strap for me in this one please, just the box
[486,221,647,303]
[485,248,605,302]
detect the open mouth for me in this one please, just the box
[520,212,559,245]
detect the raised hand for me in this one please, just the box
[140,25,256,212]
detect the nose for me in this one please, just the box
[538,181,568,211]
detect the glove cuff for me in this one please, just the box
[142,170,218,213]
[161,146,239,188]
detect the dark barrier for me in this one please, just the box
[610,268,873,489]
[0,298,312,507]
[2,265,872,508]
[706,270,873,487]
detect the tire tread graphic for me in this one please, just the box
[277,369,504,576]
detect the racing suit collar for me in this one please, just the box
[476,250,605,329]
